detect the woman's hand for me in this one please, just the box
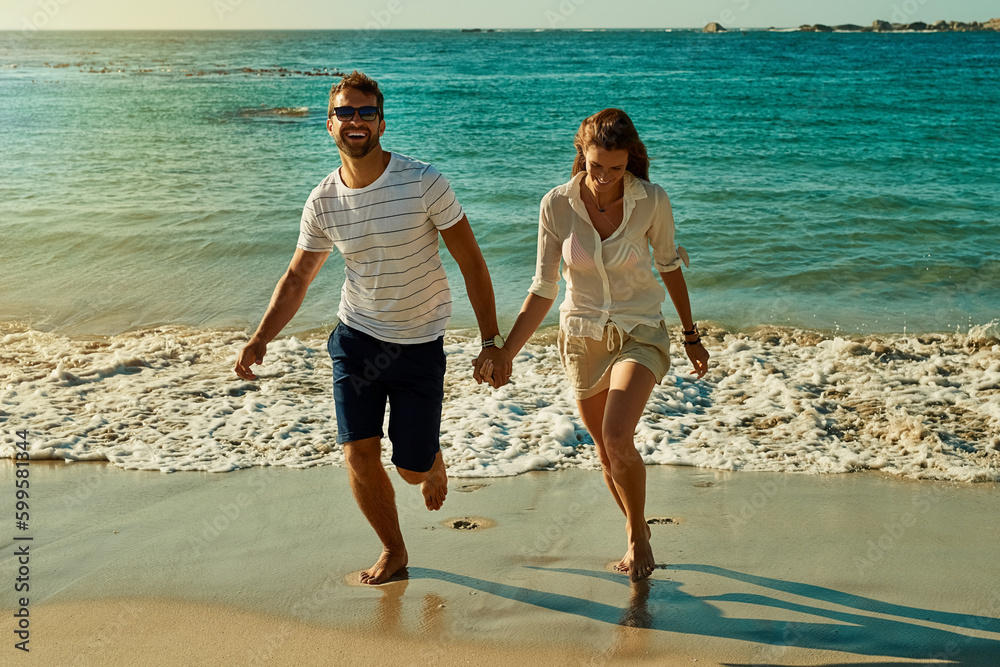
[685,341,710,379]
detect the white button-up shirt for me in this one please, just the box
[528,171,684,340]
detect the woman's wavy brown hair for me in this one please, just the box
[571,108,649,181]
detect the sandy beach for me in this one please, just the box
[3,461,998,665]
[4,18,1000,666]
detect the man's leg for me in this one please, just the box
[396,451,448,511]
[330,324,408,584]
[343,436,409,585]
[386,336,448,511]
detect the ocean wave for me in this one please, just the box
[1,321,997,482]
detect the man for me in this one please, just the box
[234,71,509,584]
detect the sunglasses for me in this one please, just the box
[333,106,380,122]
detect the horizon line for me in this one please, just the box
[6,23,999,33]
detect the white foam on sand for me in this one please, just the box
[2,321,998,481]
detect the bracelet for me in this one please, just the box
[682,324,698,336]
[683,337,702,346]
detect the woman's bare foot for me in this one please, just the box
[421,451,448,511]
[615,523,652,574]
[360,548,409,585]
[623,536,655,582]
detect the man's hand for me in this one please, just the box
[472,346,512,388]
[234,338,268,380]
[233,248,328,381]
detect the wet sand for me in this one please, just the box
[2,462,999,665]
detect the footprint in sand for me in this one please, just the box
[646,516,681,525]
[454,483,487,493]
[442,516,496,531]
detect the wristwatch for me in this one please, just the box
[482,334,505,349]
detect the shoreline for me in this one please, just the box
[4,463,999,664]
[2,314,997,345]
[2,319,998,481]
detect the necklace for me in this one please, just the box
[595,203,615,227]
[592,188,612,212]
[585,183,621,228]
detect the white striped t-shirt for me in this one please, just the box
[296,152,465,344]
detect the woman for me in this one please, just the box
[479,109,710,581]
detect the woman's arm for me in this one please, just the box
[478,198,562,387]
[661,268,710,378]
[506,293,556,356]
[661,267,694,332]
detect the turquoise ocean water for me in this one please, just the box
[1,29,998,336]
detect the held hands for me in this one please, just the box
[234,337,267,380]
[472,346,512,389]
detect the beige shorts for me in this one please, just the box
[557,321,672,400]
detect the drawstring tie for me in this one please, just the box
[605,321,625,352]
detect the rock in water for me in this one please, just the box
[237,106,310,118]
[872,20,893,31]
[703,22,726,33]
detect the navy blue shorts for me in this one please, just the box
[327,322,446,473]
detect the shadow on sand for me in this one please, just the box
[402,563,1000,664]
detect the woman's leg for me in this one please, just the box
[601,361,657,581]
[579,388,656,573]
[576,388,627,517]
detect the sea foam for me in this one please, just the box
[1,322,998,481]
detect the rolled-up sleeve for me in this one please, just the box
[648,186,682,273]
[527,201,561,299]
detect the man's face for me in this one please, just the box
[327,88,384,159]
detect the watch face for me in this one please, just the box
[483,335,505,348]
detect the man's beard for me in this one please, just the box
[334,131,380,159]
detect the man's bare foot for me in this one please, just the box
[360,548,409,585]
[615,523,652,573]
[421,451,448,511]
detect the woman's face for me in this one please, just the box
[583,145,629,195]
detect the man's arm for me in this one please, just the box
[439,216,510,386]
[234,248,329,380]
